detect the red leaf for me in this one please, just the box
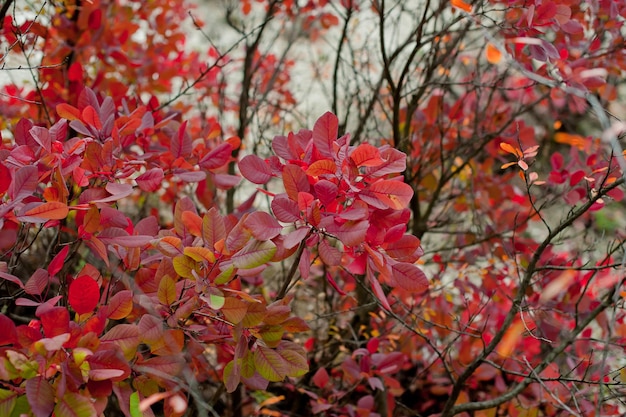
[350,143,383,167]
[282,164,310,201]
[68,62,83,82]
[90,182,134,203]
[244,212,282,240]
[30,126,52,153]
[9,165,38,201]
[82,106,102,130]
[312,112,338,158]
[326,273,347,296]
[239,154,272,184]
[0,314,17,346]
[68,275,100,314]
[26,377,55,417]
[48,246,70,276]
[364,148,406,177]
[312,367,330,389]
[136,168,164,192]
[38,306,70,338]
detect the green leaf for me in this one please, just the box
[223,360,240,393]
[214,265,235,285]
[254,346,287,382]
[0,389,16,417]
[232,240,276,269]
[9,395,29,417]
[129,392,141,417]
[53,392,97,417]
[6,350,38,379]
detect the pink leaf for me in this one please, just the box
[136,168,164,192]
[324,219,368,247]
[364,148,407,177]
[0,270,24,289]
[312,112,338,158]
[244,212,282,240]
[91,183,134,203]
[239,155,272,184]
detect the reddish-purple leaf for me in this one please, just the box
[214,173,241,189]
[48,245,70,276]
[171,120,192,158]
[14,118,36,147]
[312,112,338,158]
[390,262,428,292]
[385,235,424,263]
[244,212,282,240]
[200,143,232,169]
[53,392,97,417]
[271,196,301,223]
[87,349,131,382]
[326,273,347,296]
[91,182,134,203]
[318,239,341,266]
[101,234,153,248]
[239,154,272,184]
[26,377,55,417]
[203,207,226,249]
[362,179,414,210]
[30,126,52,153]
[282,164,310,201]
[364,148,407,177]
[136,168,164,192]
[0,314,17,346]
[323,219,368,247]
[283,227,309,250]
[0,270,24,289]
[314,180,339,206]
[9,165,38,201]
[25,268,49,296]
[367,268,391,310]
[69,275,100,314]
[100,324,140,360]
[174,170,206,183]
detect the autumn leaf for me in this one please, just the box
[68,275,100,315]
[451,0,472,12]
[486,43,503,64]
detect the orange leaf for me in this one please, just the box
[554,132,586,150]
[82,106,103,130]
[486,43,502,64]
[451,0,472,12]
[56,103,81,121]
[24,202,69,220]
[496,319,525,357]
[499,142,522,158]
